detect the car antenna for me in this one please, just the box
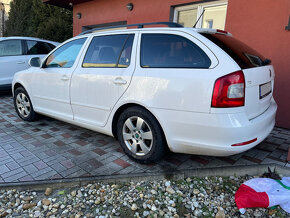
[193,9,205,28]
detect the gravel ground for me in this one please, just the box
[0,176,288,218]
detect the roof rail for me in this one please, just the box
[79,22,183,35]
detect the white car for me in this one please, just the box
[0,37,59,90]
[12,22,277,163]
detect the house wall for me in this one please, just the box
[0,0,12,36]
[225,0,290,128]
[73,0,290,128]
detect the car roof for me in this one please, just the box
[0,36,60,45]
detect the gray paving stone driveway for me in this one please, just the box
[0,93,289,183]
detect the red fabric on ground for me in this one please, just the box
[235,184,269,209]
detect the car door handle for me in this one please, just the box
[61,75,70,81]
[114,78,127,85]
[16,61,25,64]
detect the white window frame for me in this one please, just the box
[173,0,228,28]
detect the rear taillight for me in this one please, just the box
[211,70,245,108]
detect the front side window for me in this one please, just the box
[26,40,55,55]
[0,40,22,56]
[82,34,134,68]
[141,34,211,68]
[44,38,87,68]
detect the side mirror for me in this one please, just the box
[29,57,41,67]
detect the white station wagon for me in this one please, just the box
[12,22,277,163]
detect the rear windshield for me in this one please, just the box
[201,33,268,69]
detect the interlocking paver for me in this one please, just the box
[0,165,10,174]
[0,93,289,183]
[5,161,20,171]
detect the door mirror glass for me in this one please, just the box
[29,57,41,67]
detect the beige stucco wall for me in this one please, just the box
[0,0,12,37]
[0,0,12,36]
[1,0,12,13]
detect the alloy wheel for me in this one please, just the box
[122,116,153,156]
[16,93,31,118]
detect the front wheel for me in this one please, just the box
[116,106,166,163]
[14,87,37,122]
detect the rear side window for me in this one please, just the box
[201,33,267,69]
[26,40,55,55]
[83,34,134,68]
[141,34,211,68]
[0,40,22,56]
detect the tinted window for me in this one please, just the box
[45,38,87,68]
[27,40,55,55]
[83,34,134,68]
[201,33,267,69]
[0,40,22,56]
[141,34,211,68]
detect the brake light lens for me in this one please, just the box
[211,70,245,108]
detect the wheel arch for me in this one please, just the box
[111,103,169,148]
[13,82,26,95]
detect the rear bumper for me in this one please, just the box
[151,98,277,156]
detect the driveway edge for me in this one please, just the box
[0,163,289,190]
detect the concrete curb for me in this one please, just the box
[0,163,289,190]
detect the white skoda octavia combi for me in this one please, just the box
[12,22,277,163]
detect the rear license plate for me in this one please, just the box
[259,81,272,99]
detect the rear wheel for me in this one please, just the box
[14,87,37,122]
[116,106,165,163]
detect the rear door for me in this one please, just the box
[0,39,27,86]
[201,33,274,119]
[70,32,137,127]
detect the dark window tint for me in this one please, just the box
[201,33,267,69]
[45,38,87,68]
[141,34,211,68]
[0,40,22,56]
[83,34,134,68]
[26,40,55,55]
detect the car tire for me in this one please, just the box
[14,87,38,122]
[116,106,166,163]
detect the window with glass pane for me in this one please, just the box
[202,5,227,30]
[83,34,133,68]
[141,34,211,68]
[27,41,55,55]
[177,9,197,27]
[0,40,22,56]
[175,1,228,30]
[45,38,87,68]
